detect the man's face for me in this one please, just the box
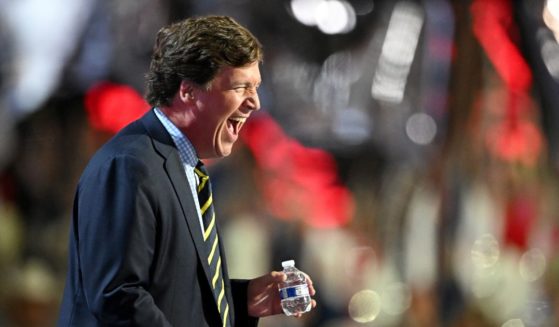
[187,61,261,159]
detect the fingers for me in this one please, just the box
[274,271,316,298]
[270,270,287,282]
[303,273,316,296]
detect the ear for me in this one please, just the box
[178,80,195,103]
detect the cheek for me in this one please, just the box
[222,95,243,112]
[203,95,241,127]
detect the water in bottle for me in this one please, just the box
[278,260,312,316]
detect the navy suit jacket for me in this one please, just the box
[58,110,258,326]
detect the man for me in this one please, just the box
[58,15,315,326]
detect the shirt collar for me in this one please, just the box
[153,107,199,168]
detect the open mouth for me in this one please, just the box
[227,116,247,136]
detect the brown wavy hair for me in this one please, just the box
[145,15,263,107]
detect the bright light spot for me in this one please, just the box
[371,69,407,103]
[382,16,423,65]
[381,282,411,315]
[289,0,357,34]
[541,38,559,80]
[371,1,424,103]
[502,318,525,327]
[543,3,559,41]
[471,234,500,269]
[519,248,546,282]
[348,290,381,323]
[405,113,437,145]
[5,0,95,114]
[14,259,57,301]
[547,0,559,20]
[332,107,371,144]
[290,0,323,26]
[316,0,356,34]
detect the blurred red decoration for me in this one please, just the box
[241,113,354,229]
[472,0,543,251]
[503,194,537,251]
[471,0,532,92]
[485,120,543,166]
[471,0,543,165]
[85,82,150,134]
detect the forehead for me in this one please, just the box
[212,62,261,86]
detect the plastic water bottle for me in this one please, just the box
[278,260,312,316]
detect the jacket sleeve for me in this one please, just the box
[231,279,259,327]
[76,155,172,326]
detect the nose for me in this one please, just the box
[246,92,260,111]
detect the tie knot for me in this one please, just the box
[195,160,209,178]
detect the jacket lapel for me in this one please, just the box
[140,110,215,293]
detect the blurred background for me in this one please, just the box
[1,0,559,326]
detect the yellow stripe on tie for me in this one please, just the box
[212,257,222,288]
[197,176,208,192]
[208,236,219,265]
[194,167,207,178]
[217,279,225,312]
[200,195,212,215]
[222,304,229,327]
[203,212,216,241]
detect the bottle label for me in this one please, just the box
[279,284,310,300]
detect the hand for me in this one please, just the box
[247,271,317,318]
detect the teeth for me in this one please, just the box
[229,117,247,123]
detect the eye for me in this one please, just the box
[232,83,260,95]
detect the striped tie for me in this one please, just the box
[195,161,231,327]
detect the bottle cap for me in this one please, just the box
[282,260,295,268]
